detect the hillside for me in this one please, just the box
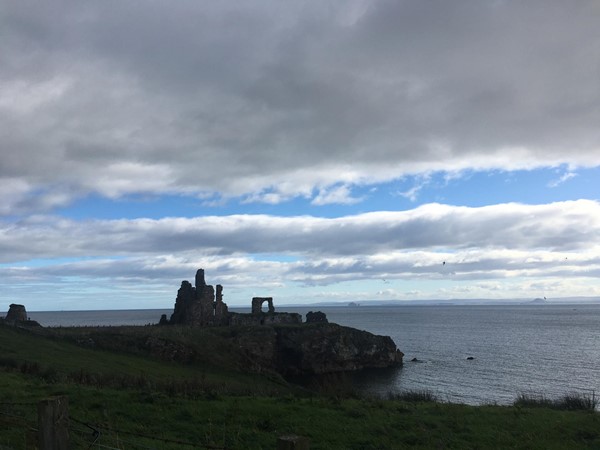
[1,324,599,449]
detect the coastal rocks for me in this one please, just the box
[233,323,403,376]
[305,311,328,323]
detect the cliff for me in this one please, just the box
[58,322,403,377]
[230,323,403,376]
[159,269,403,375]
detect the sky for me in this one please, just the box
[1,1,600,311]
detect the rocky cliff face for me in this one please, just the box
[233,323,403,376]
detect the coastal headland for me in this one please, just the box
[0,272,598,448]
[157,268,403,376]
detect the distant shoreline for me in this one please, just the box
[25,299,600,314]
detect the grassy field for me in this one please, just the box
[1,324,599,449]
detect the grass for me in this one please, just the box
[0,324,288,396]
[514,392,598,411]
[387,389,439,402]
[1,323,599,449]
[2,373,600,449]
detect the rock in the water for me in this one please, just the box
[466,356,475,360]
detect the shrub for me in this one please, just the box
[388,389,438,403]
[514,392,597,411]
[557,392,597,411]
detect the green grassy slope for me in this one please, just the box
[1,324,599,449]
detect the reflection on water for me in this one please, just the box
[350,366,404,396]
[288,366,403,397]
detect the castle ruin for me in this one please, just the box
[166,269,303,327]
[168,269,229,326]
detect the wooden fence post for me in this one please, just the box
[38,396,70,450]
[277,434,310,450]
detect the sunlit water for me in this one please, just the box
[28,304,600,406]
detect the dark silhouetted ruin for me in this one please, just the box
[1,303,41,327]
[166,269,303,327]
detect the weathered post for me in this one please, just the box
[276,434,310,450]
[38,396,69,450]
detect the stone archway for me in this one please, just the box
[252,297,275,315]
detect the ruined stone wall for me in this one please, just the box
[169,270,228,326]
[5,304,27,323]
[251,297,274,314]
[229,312,302,326]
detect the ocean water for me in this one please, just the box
[27,304,600,406]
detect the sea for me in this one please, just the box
[27,304,600,406]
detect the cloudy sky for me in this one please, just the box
[1,1,599,311]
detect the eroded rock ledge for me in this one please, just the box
[233,323,403,376]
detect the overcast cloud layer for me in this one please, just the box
[1,1,600,309]
[1,201,600,308]
[2,201,600,261]
[2,0,600,211]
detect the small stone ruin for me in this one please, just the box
[5,304,27,323]
[1,303,41,327]
[252,297,275,314]
[306,311,328,323]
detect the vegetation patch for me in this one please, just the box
[1,323,600,449]
[514,392,598,411]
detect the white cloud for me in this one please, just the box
[548,171,577,188]
[0,200,599,306]
[311,185,363,205]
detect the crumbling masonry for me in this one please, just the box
[168,269,229,326]
[166,269,304,327]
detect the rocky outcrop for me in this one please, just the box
[305,311,328,323]
[232,323,403,376]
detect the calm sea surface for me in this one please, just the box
[28,304,600,406]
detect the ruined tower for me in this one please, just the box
[169,269,228,326]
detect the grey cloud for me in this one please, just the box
[2,1,600,212]
[1,248,598,303]
[0,201,599,263]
